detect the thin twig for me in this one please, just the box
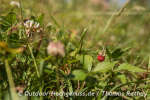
[133,84,136,93]
[79,81,85,92]
[8,22,22,36]
[76,81,80,93]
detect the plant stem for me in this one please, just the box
[39,85,43,100]
[89,75,92,87]
[4,52,19,100]
[35,31,44,58]
[76,80,80,93]
[117,0,130,16]
[56,65,59,91]
[55,64,60,100]
[5,58,15,88]
[79,81,85,92]
[19,0,25,31]
[98,73,111,82]
[28,45,40,78]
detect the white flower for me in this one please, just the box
[24,20,34,28]
[33,22,39,28]
[24,20,39,29]
[24,20,40,37]
[10,1,20,8]
[47,41,65,57]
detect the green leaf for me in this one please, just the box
[6,12,16,24]
[9,33,19,42]
[85,76,97,86]
[0,16,10,26]
[6,47,24,53]
[37,13,44,24]
[44,69,53,74]
[69,48,79,57]
[112,49,121,55]
[46,25,56,33]
[106,46,111,59]
[67,59,79,65]
[78,28,88,48]
[93,61,117,73]
[56,31,62,39]
[8,43,20,48]
[116,72,126,83]
[77,16,96,48]
[64,70,87,80]
[112,48,124,60]
[44,55,52,61]
[46,25,52,31]
[39,59,44,76]
[98,82,107,87]
[67,80,73,100]
[115,63,144,72]
[76,54,93,72]
[49,26,56,34]
[30,16,36,22]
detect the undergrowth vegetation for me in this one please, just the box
[0,0,150,100]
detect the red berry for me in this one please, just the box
[97,55,105,62]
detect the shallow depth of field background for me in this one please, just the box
[5,0,150,65]
[1,0,150,100]
[5,0,148,69]
[1,0,150,66]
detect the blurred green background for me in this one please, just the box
[1,0,150,69]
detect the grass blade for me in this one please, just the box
[49,13,62,30]
[78,16,97,48]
